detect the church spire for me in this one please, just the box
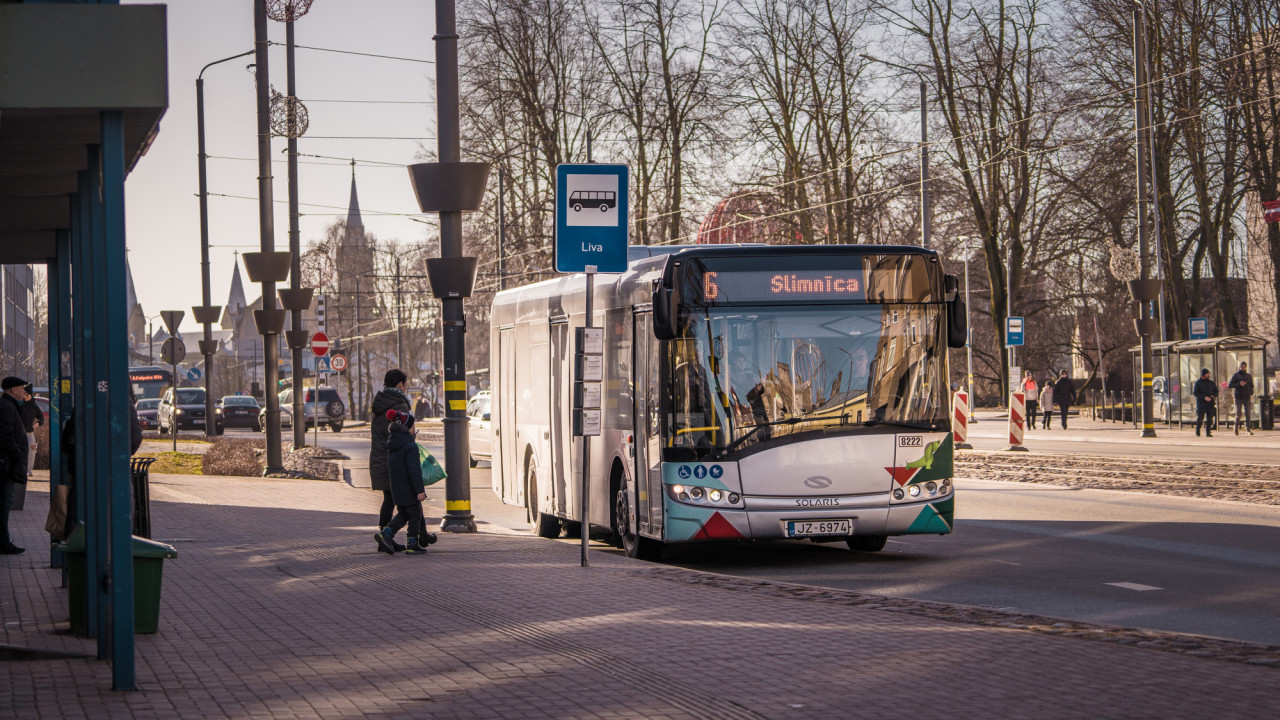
[346,159,363,232]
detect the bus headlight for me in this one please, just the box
[689,486,704,500]
[925,482,937,495]
[708,489,723,502]
[728,493,740,504]
[893,488,905,500]
[671,484,685,496]
[908,485,921,498]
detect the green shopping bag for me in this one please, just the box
[418,444,448,486]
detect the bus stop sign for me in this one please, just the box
[555,164,629,273]
[1006,316,1024,346]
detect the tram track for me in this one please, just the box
[956,451,1280,505]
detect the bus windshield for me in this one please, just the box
[668,303,948,458]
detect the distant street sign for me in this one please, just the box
[159,310,184,335]
[555,164,629,273]
[1189,317,1209,340]
[316,356,331,373]
[160,337,186,365]
[186,367,202,382]
[311,331,329,357]
[330,354,348,372]
[1006,316,1025,347]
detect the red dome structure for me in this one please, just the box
[695,191,792,245]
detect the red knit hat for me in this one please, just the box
[386,409,415,428]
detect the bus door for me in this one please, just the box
[633,312,663,538]
[549,319,573,517]
[498,326,518,503]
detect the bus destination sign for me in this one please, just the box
[697,269,867,304]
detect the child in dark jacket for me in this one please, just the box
[374,411,438,555]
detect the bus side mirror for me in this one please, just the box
[947,297,967,348]
[944,273,959,295]
[653,285,677,340]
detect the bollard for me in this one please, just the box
[1007,390,1028,451]
[953,389,972,449]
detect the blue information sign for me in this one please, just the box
[1189,317,1208,340]
[185,367,202,382]
[1006,316,1025,346]
[316,356,331,373]
[555,164,629,273]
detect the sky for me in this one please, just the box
[123,1,440,337]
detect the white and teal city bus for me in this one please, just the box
[489,244,967,560]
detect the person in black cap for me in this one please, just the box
[374,410,437,555]
[369,369,411,551]
[0,376,31,554]
[1193,368,1218,437]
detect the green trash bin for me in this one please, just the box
[57,525,178,635]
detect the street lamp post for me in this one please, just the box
[195,51,251,435]
[1132,2,1159,438]
[861,54,930,249]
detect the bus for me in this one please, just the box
[489,244,967,560]
[129,366,173,400]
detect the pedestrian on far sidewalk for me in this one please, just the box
[1193,368,1218,437]
[370,369,411,553]
[1039,379,1054,430]
[1228,361,1255,435]
[1022,371,1039,427]
[19,384,42,477]
[0,376,31,555]
[1054,370,1075,429]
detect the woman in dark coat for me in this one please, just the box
[369,369,410,550]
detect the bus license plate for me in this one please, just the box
[784,519,852,537]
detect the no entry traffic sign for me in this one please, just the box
[311,331,330,357]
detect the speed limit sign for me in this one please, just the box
[330,354,348,372]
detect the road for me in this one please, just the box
[311,428,1280,646]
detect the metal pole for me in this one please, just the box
[172,358,178,454]
[395,254,403,367]
[964,243,975,421]
[355,277,363,419]
[196,78,218,438]
[587,126,593,164]
[255,0,285,471]
[287,19,306,450]
[1007,238,1015,394]
[582,268,594,567]
[498,166,506,291]
[435,0,476,532]
[919,79,930,250]
[1135,5,1156,438]
[148,320,153,365]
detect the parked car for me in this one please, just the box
[34,396,50,425]
[466,391,491,467]
[258,399,293,431]
[136,398,161,431]
[158,387,224,434]
[220,395,262,431]
[264,387,344,432]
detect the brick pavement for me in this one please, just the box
[3,472,1279,719]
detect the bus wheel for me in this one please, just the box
[528,466,560,539]
[615,487,664,561]
[846,535,887,552]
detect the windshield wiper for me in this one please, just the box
[719,417,804,457]
[863,419,943,431]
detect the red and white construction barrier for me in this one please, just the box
[1007,390,1028,451]
[952,390,971,449]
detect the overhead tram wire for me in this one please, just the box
[267,41,433,65]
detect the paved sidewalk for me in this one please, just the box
[4,473,1279,719]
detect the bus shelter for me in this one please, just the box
[1130,335,1270,428]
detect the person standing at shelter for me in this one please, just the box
[1228,361,1255,435]
[370,369,411,552]
[1039,379,1054,430]
[1053,370,1075,429]
[0,376,31,554]
[1193,368,1218,437]
[19,384,42,477]
[1022,371,1039,427]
